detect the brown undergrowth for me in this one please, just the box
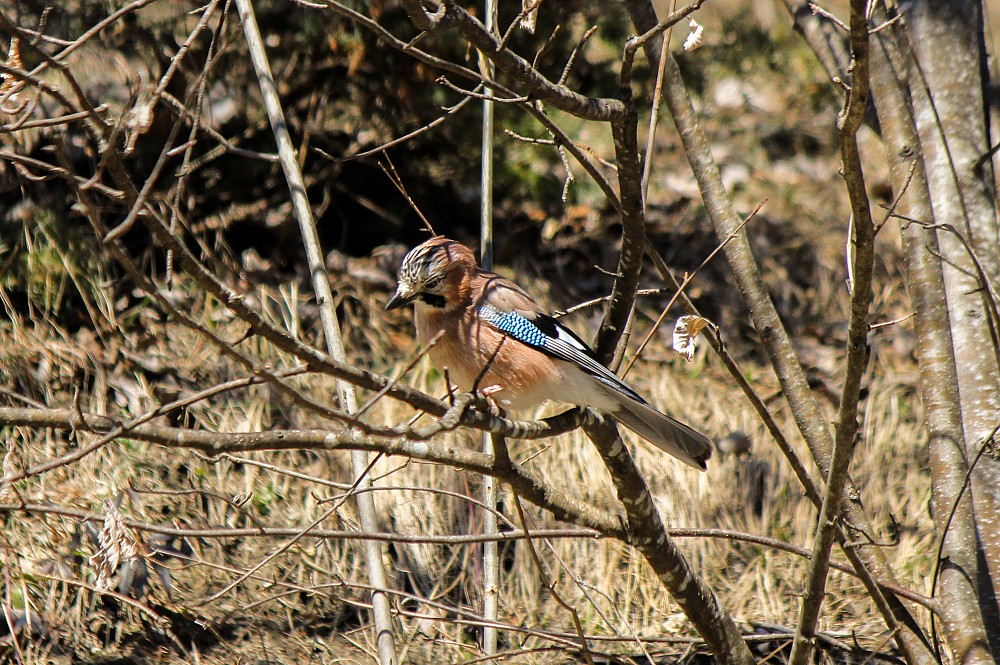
[0,1,937,662]
[0,243,931,663]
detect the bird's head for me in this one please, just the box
[386,236,475,311]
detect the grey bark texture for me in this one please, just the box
[905,1,1000,658]
[868,5,995,662]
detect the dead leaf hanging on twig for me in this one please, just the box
[520,0,542,34]
[683,19,704,52]
[90,499,140,591]
[672,314,712,361]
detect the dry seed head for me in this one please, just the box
[90,499,140,591]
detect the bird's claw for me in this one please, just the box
[479,385,505,414]
[480,384,504,398]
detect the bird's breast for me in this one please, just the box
[414,305,572,411]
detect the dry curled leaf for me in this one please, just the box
[520,0,541,33]
[672,314,711,361]
[683,18,704,52]
[0,36,25,113]
[123,70,155,155]
[0,444,15,500]
[123,98,154,155]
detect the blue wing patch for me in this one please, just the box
[475,305,647,405]
[475,305,548,348]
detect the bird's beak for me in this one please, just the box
[386,284,417,311]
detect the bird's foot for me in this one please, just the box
[480,384,504,398]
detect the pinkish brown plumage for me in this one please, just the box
[387,236,711,470]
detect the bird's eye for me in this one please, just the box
[424,276,443,290]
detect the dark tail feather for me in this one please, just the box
[600,387,712,471]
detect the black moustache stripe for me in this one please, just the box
[420,293,446,308]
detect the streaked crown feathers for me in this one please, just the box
[397,236,474,288]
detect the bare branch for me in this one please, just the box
[0,405,625,536]
[399,0,446,31]
[635,0,932,656]
[337,93,476,162]
[790,0,876,660]
[325,0,625,122]
[583,419,756,665]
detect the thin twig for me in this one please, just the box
[513,495,596,665]
[640,0,676,202]
[337,93,476,162]
[380,155,436,234]
[1,497,938,613]
[790,2,875,661]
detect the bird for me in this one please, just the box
[386,236,712,470]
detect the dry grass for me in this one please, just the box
[0,252,934,663]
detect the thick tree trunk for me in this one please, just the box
[868,7,995,661]
[905,0,1000,658]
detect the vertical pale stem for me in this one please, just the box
[234,2,397,663]
[639,1,673,203]
[480,0,499,660]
